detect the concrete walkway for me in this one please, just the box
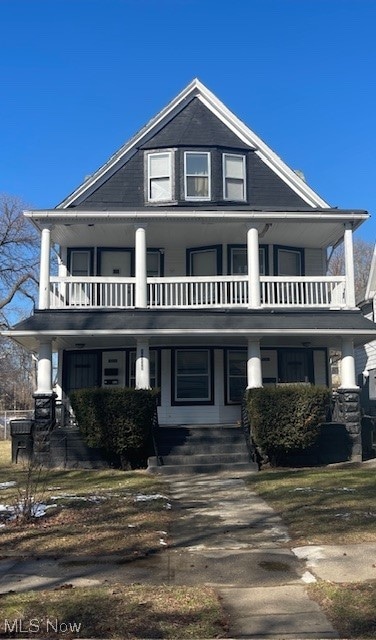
[1,471,375,638]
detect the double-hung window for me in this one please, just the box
[223,153,246,201]
[147,151,173,202]
[174,349,212,403]
[184,152,210,200]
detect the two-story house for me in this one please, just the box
[4,79,376,456]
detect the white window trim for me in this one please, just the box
[223,153,246,202]
[147,150,174,203]
[184,151,211,201]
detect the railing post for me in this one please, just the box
[247,227,261,308]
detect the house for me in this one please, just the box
[356,244,376,411]
[4,79,376,464]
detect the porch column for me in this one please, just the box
[247,226,261,308]
[135,225,147,308]
[38,226,51,310]
[340,337,358,389]
[36,339,53,394]
[135,339,150,389]
[344,223,356,308]
[247,338,263,388]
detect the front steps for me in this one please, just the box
[48,427,109,468]
[148,424,258,474]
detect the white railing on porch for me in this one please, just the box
[49,275,347,310]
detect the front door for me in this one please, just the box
[279,349,313,383]
[64,351,101,395]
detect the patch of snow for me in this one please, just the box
[301,571,317,583]
[134,494,168,502]
[292,546,325,565]
[165,502,172,509]
[159,539,168,546]
[334,512,351,518]
[0,481,16,489]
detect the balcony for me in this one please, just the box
[49,275,347,310]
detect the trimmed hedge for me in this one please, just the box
[246,385,331,466]
[70,388,158,469]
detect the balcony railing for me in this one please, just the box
[49,275,347,310]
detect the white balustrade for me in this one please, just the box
[49,275,346,310]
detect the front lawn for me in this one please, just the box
[246,465,376,545]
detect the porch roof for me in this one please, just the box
[5,308,376,351]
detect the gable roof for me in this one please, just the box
[58,79,329,210]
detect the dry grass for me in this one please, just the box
[0,584,227,639]
[308,580,376,639]
[0,441,172,558]
[246,465,376,545]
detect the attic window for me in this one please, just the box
[184,152,210,200]
[147,151,173,202]
[223,153,246,201]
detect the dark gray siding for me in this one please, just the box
[74,97,310,210]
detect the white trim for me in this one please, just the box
[57,79,330,210]
[147,150,173,203]
[184,151,211,201]
[25,210,369,224]
[223,153,246,202]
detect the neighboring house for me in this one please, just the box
[3,79,376,443]
[356,243,376,412]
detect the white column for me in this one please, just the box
[36,340,53,394]
[38,226,51,310]
[340,337,358,389]
[135,225,147,308]
[135,339,150,389]
[344,224,356,308]
[247,338,263,388]
[247,226,261,308]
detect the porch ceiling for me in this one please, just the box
[25,209,369,250]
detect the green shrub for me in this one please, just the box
[70,388,158,469]
[247,385,331,466]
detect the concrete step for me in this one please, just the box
[157,442,248,455]
[148,461,258,475]
[159,452,251,465]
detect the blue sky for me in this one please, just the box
[1,0,375,241]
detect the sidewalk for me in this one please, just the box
[0,471,375,638]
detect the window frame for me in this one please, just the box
[273,245,305,276]
[223,153,246,202]
[227,244,268,276]
[146,150,174,203]
[172,348,214,406]
[67,248,94,276]
[184,151,211,201]
[225,348,247,405]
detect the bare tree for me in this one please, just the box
[327,237,374,303]
[0,193,39,326]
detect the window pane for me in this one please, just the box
[186,153,208,175]
[229,351,246,376]
[150,177,171,201]
[149,153,169,177]
[278,250,301,276]
[175,350,210,401]
[147,252,160,277]
[176,376,209,399]
[230,249,265,275]
[225,155,244,178]
[225,179,244,200]
[177,350,208,374]
[186,176,208,198]
[191,250,217,276]
[227,350,247,403]
[70,252,90,276]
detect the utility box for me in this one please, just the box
[10,419,34,464]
